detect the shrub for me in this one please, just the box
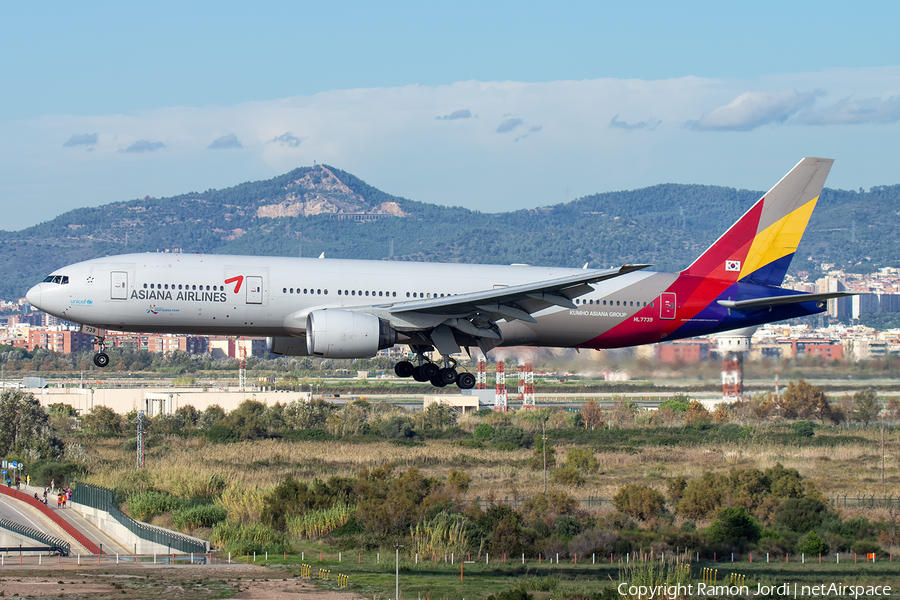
[486,590,532,600]
[380,416,414,439]
[554,515,581,540]
[613,484,665,522]
[564,448,599,473]
[850,540,881,555]
[552,466,585,487]
[173,504,227,530]
[28,461,84,487]
[706,506,762,546]
[491,426,531,449]
[473,423,495,441]
[799,531,828,555]
[448,470,471,493]
[791,420,815,438]
[774,498,827,533]
[127,490,182,521]
[206,424,236,443]
[211,520,290,555]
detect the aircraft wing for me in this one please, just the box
[717,291,856,310]
[383,264,650,354]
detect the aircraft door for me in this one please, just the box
[111,271,128,300]
[246,276,263,304]
[660,292,676,320]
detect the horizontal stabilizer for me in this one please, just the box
[717,291,856,311]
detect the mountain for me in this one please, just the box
[2,165,899,301]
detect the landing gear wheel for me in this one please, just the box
[437,367,458,386]
[420,363,440,380]
[394,361,414,378]
[456,372,477,389]
[412,366,430,382]
[430,376,448,388]
[93,352,110,368]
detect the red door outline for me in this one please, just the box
[660,292,676,320]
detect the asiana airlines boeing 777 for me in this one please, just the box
[26,158,852,389]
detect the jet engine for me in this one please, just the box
[306,310,397,358]
[266,336,310,356]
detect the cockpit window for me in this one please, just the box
[41,275,69,284]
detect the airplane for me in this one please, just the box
[26,157,853,390]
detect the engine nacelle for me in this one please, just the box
[306,310,397,358]
[266,336,310,356]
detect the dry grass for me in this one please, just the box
[73,426,900,508]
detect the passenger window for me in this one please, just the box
[150,284,155,289]
[283,288,287,293]
[365,291,369,296]
[338,290,342,295]
[352,290,356,296]
[379,291,383,297]
[144,284,148,289]
[393,292,396,297]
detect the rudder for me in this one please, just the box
[681,157,833,286]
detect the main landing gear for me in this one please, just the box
[394,354,476,390]
[92,334,109,368]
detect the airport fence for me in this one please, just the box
[473,495,609,509]
[0,518,70,555]
[72,482,208,554]
[829,495,900,509]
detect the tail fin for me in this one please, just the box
[681,157,833,286]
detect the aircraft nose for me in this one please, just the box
[26,284,42,309]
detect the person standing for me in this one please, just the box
[50,479,55,493]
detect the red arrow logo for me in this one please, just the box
[225,275,244,294]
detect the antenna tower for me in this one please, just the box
[135,410,145,469]
[239,338,247,392]
[521,361,535,410]
[494,361,507,412]
[476,355,487,389]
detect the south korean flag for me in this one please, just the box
[725,260,741,272]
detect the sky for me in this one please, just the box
[2,1,900,230]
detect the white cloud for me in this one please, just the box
[687,89,819,131]
[208,133,243,149]
[120,139,166,153]
[63,132,97,147]
[2,69,900,230]
[798,95,900,125]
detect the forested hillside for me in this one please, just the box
[1,166,898,300]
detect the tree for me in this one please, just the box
[779,379,835,423]
[852,387,880,426]
[775,498,828,533]
[706,506,762,546]
[0,389,63,459]
[528,435,556,471]
[580,400,604,430]
[613,484,665,522]
[473,423,494,441]
[565,448,599,473]
[82,405,124,435]
[799,531,829,555]
[684,401,711,427]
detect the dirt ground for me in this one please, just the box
[0,564,366,600]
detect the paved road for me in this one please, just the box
[0,485,129,555]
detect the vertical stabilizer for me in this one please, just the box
[681,157,833,286]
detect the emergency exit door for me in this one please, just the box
[660,292,676,319]
[246,276,263,304]
[111,271,128,300]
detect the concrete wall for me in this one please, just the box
[32,387,311,415]
[0,527,52,555]
[70,502,209,555]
